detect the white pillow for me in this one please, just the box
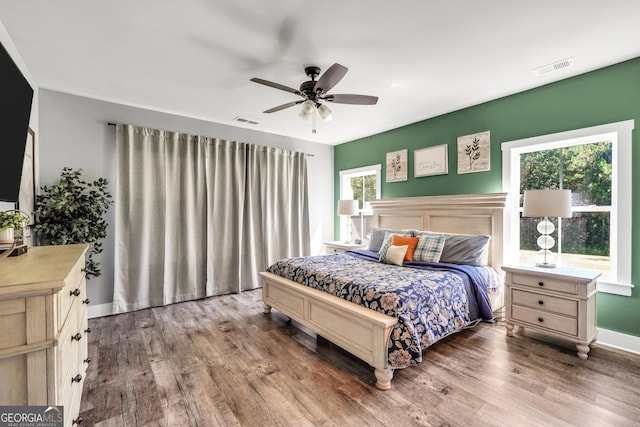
[384,245,408,266]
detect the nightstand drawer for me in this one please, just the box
[512,305,578,336]
[511,273,577,295]
[325,246,344,254]
[512,289,577,316]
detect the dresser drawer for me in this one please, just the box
[511,273,577,295]
[512,289,577,317]
[59,257,86,326]
[512,305,578,336]
[57,303,80,395]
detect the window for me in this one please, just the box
[339,165,381,242]
[502,120,634,296]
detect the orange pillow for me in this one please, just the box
[391,235,419,261]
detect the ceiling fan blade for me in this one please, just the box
[313,63,348,93]
[251,77,302,96]
[323,94,379,105]
[263,101,302,113]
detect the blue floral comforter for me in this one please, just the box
[265,249,495,368]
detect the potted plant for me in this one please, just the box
[0,210,28,244]
[32,167,112,278]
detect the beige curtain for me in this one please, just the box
[113,125,309,313]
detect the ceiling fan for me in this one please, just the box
[250,63,378,132]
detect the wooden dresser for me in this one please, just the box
[0,244,89,426]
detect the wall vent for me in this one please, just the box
[533,57,574,76]
[233,116,260,125]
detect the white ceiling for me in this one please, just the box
[1,1,640,145]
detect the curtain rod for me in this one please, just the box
[107,122,315,157]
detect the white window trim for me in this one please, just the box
[339,164,381,241]
[502,120,634,296]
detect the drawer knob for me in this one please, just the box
[71,374,83,383]
[84,357,92,364]
[70,288,81,296]
[538,281,544,287]
[72,333,83,341]
[537,317,544,323]
[83,298,91,305]
[85,327,92,334]
[538,300,544,305]
[73,415,84,425]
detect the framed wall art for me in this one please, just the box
[386,149,408,182]
[414,144,448,177]
[457,130,490,174]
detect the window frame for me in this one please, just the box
[339,164,381,242]
[502,120,634,296]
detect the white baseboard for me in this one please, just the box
[596,328,640,355]
[88,303,113,319]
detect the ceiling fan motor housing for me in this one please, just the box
[299,80,317,98]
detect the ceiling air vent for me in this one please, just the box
[232,116,260,126]
[533,57,574,76]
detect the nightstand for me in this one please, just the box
[502,265,601,360]
[323,241,367,254]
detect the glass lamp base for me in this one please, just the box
[535,262,557,268]
[536,248,555,268]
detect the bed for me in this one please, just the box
[260,193,507,390]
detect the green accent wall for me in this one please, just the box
[334,56,640,337]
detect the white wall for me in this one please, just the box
[39,89,334,314]
[0,22,38,212]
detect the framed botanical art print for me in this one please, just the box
[386,149,408,182]
[457,130,490,174]
[414,144,448,177]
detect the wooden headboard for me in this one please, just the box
[368,193,507,271]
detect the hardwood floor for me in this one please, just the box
[80,290,640,426]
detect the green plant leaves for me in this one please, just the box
[32,167,113,279]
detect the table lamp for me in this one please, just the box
[337,199,358,243]
[523,189,572,268]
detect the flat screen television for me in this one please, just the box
[0,41,34,202]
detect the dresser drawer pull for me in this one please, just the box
[71,374,83,383]
[82,298,91,305]
[70,288,81,296]
[84,357,92,364]
[537,317,544,323]
[85,327,92,334]
[73,415,84,425]
[71,333,83,341]
[538,281,544,287]
[538,300,544,305]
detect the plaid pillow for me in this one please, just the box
[413,233,446,262]
[378,232,413,263]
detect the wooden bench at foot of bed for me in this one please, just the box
[260,271,398,390]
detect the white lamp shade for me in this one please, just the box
[523,189,572,218]
[317,103,332,121]
[337,199,358,216]
[298,100,314,120]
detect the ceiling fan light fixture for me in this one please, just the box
[317,103,332,121]
[298,100,314,120]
